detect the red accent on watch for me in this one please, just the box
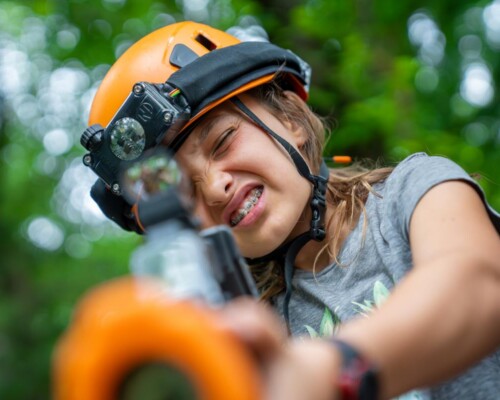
[330,338,379,400]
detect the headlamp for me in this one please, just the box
[109,117,146,161]
[81,82,191,195]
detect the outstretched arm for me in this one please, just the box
[217,180,500,400]
[337,180,500,398]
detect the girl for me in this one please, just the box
[88,22,500,399]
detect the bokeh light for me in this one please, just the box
[26,217,64,251]
[408,11,446,66]
[483,0,500,49]
[460,62,494,107]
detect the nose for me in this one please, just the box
[201,168,233,206]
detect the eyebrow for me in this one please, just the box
[196,113,228,146]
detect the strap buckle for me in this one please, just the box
[310,174,327,241]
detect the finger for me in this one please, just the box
[216,297,287,361]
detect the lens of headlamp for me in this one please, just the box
[110,117,146,160]
[121,150,182,202]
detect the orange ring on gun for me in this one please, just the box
[52,277,262,400]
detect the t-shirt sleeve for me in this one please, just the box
[383,152,500,241]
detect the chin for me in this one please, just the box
[235,216,306,260]
[237,236,287,260]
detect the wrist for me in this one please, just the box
[329,338,379,400]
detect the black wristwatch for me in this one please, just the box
[329,338,379,400]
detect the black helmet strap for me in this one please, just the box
[166,41,308,117]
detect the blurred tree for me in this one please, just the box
[0,0,499,398]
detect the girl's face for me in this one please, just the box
[175,94,313,258]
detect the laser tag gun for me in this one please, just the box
[52,149,262,399]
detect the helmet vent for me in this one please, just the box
[170,44,199,68]
[195,33,217,51]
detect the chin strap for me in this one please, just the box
[231,97,329,328]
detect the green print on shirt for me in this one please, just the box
[302,281,424,400]
[303,280,391,338]
[352,280,391,316]
[304,306,342,338]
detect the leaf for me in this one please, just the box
[319,308,334,337]
[320,307,342,337]
[331,307,342,328]
[373,281,390,308]
[352,300,374,315]
[304,325,319,338]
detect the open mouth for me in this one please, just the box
[230,186,263,227]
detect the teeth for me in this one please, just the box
[230,187,263,226]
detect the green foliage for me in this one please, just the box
[1,0,499,398]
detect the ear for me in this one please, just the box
[282,118,307,148]
[282,91,308,148]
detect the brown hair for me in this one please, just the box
[246,83,393,300]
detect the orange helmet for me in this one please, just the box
[89,21,310,134]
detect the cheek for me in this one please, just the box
[192,200,216,229]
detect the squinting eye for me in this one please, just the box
[212,128,235,155]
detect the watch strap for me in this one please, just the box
[329,338,379,400]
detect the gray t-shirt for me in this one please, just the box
[273,153,500,399]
